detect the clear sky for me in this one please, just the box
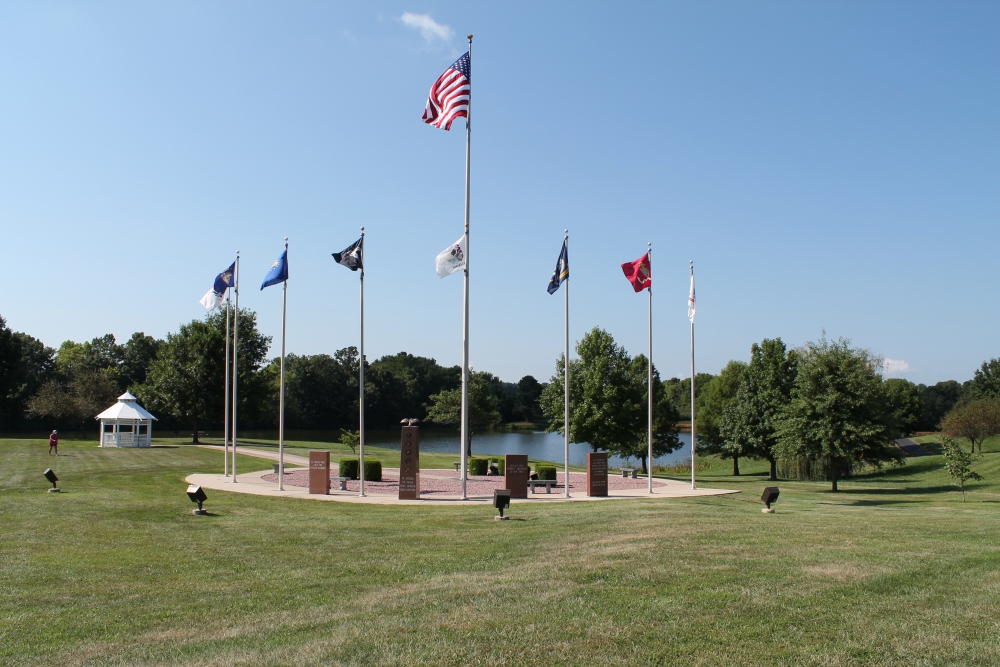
[1,1,997,386]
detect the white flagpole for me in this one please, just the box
[231,251,240,483]
[564,230,570,498]
[278,239,288,491]
[647,242,653,494]
[359,227,366,498]
[459,34,473,501]
[223,289,231,476]
[690,260,696,490]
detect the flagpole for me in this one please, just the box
[223,289,231,477]
[647,242,653,493]
[359,227,366,498]
[232,252,240,483]
[458,33,473,501]
[277,239,288,491]
[690,260,696,490]
[563,230,570,498]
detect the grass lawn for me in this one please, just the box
[3,435,1000,666]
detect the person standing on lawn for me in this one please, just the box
[48,430,58,456]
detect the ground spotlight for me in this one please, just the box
[493,489,511,520]
[761,487,779,513]
[43,468,60,493]
[187,484,208,515]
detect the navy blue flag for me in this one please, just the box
[200,261,235,309]
[261,250,288,290]
[547,239,569,294]
[332,237,363,271]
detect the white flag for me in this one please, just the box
[200,289,223,310]
[687,271,696,323]
[435,236,467,278]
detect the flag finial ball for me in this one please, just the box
[467,34,473,40]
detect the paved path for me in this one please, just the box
[895,438,933,457]
[198,444,311,468]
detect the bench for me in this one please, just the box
[453,462,461,472]
[330,476,349,491]
[527,479,559,494]
[621,468,638,479]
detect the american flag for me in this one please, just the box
[422,52,470,131]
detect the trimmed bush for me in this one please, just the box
[497,458,505,476]
[537,465,557,481]
[364,460,382,482]
[469,457,489,476]
[339,459,359,480]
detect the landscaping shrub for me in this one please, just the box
[364,460,382,482]
[340,458,359,480]
[537,465,557,481]
[469,457,488,476]
[497,458,505,476]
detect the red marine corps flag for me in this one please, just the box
[621,253,651,292]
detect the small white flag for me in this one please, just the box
[687,270,696,323]
[200,289,224,310]
[435,236,467,278]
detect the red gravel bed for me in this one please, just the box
[261,468,668,496]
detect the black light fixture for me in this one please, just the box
[761,487,779,513]
[493,489,511,520]
[187,484,208,515]
[43,468,60,493]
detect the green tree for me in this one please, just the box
[120,333,162,391]
[0,315,55,430]
[941,436,983,502]
[697,360,748,475]
[883,378,923,437]
[720,339,798,481]
[939,398,1000,454]
[969,359,1000,400]
[369,352,460,421]
[339,428,359,455]
[137,308,270,441]
[27,369,118,438]
[426,371,502,456]
[776,336,901,491]
[514,375,544,422]
[282,350,358,430]
[617,354,682,473]
[917,380,966,431]
[663,372,715,418]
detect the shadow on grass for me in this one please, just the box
[835,485,957,496]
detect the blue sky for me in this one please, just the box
[0,1,996,386]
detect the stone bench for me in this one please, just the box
[620,468,638,479]
[330,476,349,491]
[527,479,559,494]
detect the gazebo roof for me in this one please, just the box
[95,392,157,421]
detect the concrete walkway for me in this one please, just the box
[895,438,933,457]
[198,444,311,468]
[187,465,740,507]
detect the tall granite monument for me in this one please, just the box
[587,452,608,497]
[309,450,330,495]
[398,422,420,500]
[505,454,529,499]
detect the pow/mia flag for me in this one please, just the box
[332,237,364,272]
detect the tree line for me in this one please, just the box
[0,311,546,439]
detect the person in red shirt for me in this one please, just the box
[48,430,58,456]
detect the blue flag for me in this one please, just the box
[261,250,288,290]
[547,239,568,294]
[200,261,235,309]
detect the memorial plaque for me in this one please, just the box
[505,454,529,499]
[398,426,420,500]
[309,450,330,495]
[587,452,608,497]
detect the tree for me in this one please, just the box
[513,375,545,422]
[27,369,118,438]
[137,308,271,441]
[939,398,1000,454]
[883,378,923,437]
[697,360,748,475]
[120,333,161,391]
[369,352,460,421]
[426,371,502,456]
[0,315,55,430]
[663,372,715,418]
[969,359,1000,400]
[617,354,682,473]
[339,428,359,455]
[941,436,982,502]
[283,351,358,430]
[720,339,798,481]
[917,380,966,431]
[776,337,901,491]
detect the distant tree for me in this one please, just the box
[939,398,1000,454]
[540,328,639,456]
[365,363,409,429]
[0,316,56,430]
[283,351,358,430]
[369,352,460,420]
[720,339,798,481]
[662,372,715,418]
[776,337,901,491]
[54,340,87,379]
[917,380,966,431]
[616,354,682,473]
[120,333,161,391]
[969,359,1000,400]
[426,371,502,456]
[697,360,748,475]
[883,378,923,437]
[27,369,118,438]
[137,308,270,441]
[514,375,544,422]
[941,436,982,502]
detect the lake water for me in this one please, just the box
[360,429,694,469]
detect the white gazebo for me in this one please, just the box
[96,392,157,447]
